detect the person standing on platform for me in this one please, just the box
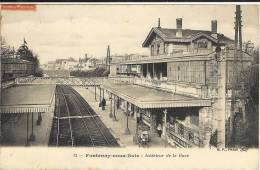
[157,123,162,137]
[137,112,140,124]
[101,98,106,110]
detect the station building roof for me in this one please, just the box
[102,82,211,109]
[0,85,55,114]
[142,27,234,47]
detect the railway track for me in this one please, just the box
[48,85,119,147]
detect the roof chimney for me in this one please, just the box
[158,18,161,28]
[211,20,218,39]
[176,18,182,29]
[176,18,183,38]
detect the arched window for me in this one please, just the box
[157,44,160,55]
[151,45,154,56]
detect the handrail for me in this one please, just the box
[167,120,202,147]
[112,50,212,64]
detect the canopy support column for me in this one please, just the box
[113,94,117,121]
[29,113,35,141]
[37,112,42,126]
[94,85,97,101]
[25,113,30,146]
[99,87,101,103]
[147,63,149,78]
[124,102,130,135]
[109,93,113,118]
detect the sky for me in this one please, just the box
[1,4,259,64]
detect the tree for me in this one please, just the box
[243,64,259,147]
[0,37,14,59]
[16,41,34,62]
[238,48,259,147]
[16,39,42,76]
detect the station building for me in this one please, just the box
[101,18,253,148]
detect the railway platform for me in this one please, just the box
[1,85,55,146]
[1,106,55,146]
[74,86,168,147]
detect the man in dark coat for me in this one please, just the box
[101,98,106,110]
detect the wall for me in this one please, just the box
[198,106,213,147]
[2,62,34,78]
[109,65,117,77]
[166,42,190,54]
[167,61,206,84]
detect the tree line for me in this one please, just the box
[1,37,43,77]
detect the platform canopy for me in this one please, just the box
[101,82,211,109]
[0,85,55,114]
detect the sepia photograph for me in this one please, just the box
[0,3,259,170]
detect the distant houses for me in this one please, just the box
[42,57,101,71]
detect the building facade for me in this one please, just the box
[104,18,253,148]
[1,58,34,80]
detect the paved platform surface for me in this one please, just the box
[2,85,55,106]
[74,86,169,148]
[1,110,54,146]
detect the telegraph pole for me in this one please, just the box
[0,10,2,143]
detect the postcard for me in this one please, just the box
[0,3,259,170]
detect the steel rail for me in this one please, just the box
[53,115,99,119]
[68,87,110,146]
[56,89,60,147]
[60,85,74,146]
[66,94,95,146]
